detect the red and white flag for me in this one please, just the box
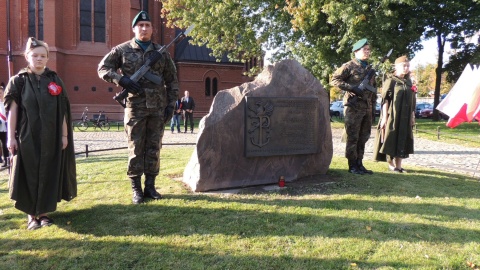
[437,64,480,128]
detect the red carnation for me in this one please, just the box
[411,85,417,93]
[48,82,62,96]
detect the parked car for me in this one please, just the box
[419,108,449,120]
[415,103,432,118]
[330,101,344,117]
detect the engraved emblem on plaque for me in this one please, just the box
[247,101,274,148]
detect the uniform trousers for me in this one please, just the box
[344,104,372,160]
[124,107,164,177]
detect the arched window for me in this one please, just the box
[205,77,211,96]
[212,78,218,97]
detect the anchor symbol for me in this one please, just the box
[248,101,274,148]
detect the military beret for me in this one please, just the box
[395,55,409,64]
[132,11,151,28]
[352,38,368,52]
[25,37,49,55]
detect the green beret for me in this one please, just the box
[132,11,150,28]
[352,38,368,52]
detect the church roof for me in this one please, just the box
[174,29,238,64]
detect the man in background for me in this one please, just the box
[181,90,195,133]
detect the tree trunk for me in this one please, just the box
[433,33,445,121]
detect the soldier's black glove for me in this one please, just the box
[350,86,363,96]
[164,105,174,124]
[147,51,162,67]
[118,76,143,95]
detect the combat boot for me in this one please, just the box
[348,159,364,175]
[130,176,144,204]
[357,159,373,174]
[144,175,162,199]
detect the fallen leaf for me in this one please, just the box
[366,226,372,231]
[67,221,72,225]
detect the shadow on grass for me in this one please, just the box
[52,199,480,244]
[0,237,418,269]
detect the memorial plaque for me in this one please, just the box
[245,96,319,157]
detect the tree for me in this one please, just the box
[161,0,424,85]
[444,42,480,83]
[161,0,480,113]
[413,0,480,120]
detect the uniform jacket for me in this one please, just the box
[4,67,77,215]
[331,58,376,111]
[97,38,179,109]
[373,75,416,161]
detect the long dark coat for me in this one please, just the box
[4,67,77,216]
[373,75,416,161]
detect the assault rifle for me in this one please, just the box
[114,25,195,108]
[345,48,393,107]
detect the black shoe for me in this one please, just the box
[130,176,144,204]
[349,165,365,174]
[144,175,162,200]
[38,216,54,227]
[357,159,373,174]
[27,218,41,230]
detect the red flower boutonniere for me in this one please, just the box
[411,85,418,93]
[48,82,62,96]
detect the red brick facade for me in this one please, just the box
[0,0,255,121]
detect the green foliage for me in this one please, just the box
[445,43,480,83]
[414,64,453,97]
[161,0,480,112]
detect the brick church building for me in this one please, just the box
[0,0,261,120]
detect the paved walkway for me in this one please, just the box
[332,128,480,178]
[2,128,479,178]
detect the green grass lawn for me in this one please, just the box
[1,147,480,269]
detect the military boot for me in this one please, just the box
[348,159,364,175]
[130,176,144,204]
[144,175,162,199]
[357,159,373,174]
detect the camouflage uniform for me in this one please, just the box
[331,59,375,173]
[98,39,179,178]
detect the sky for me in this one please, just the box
[410,38,451,69]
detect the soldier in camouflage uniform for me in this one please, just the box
[98,11,179,203]
[331,38,375,175]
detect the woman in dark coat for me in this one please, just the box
[4,37,76,230]
[373,56,416,172]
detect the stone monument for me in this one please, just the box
[182,59,333,191]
